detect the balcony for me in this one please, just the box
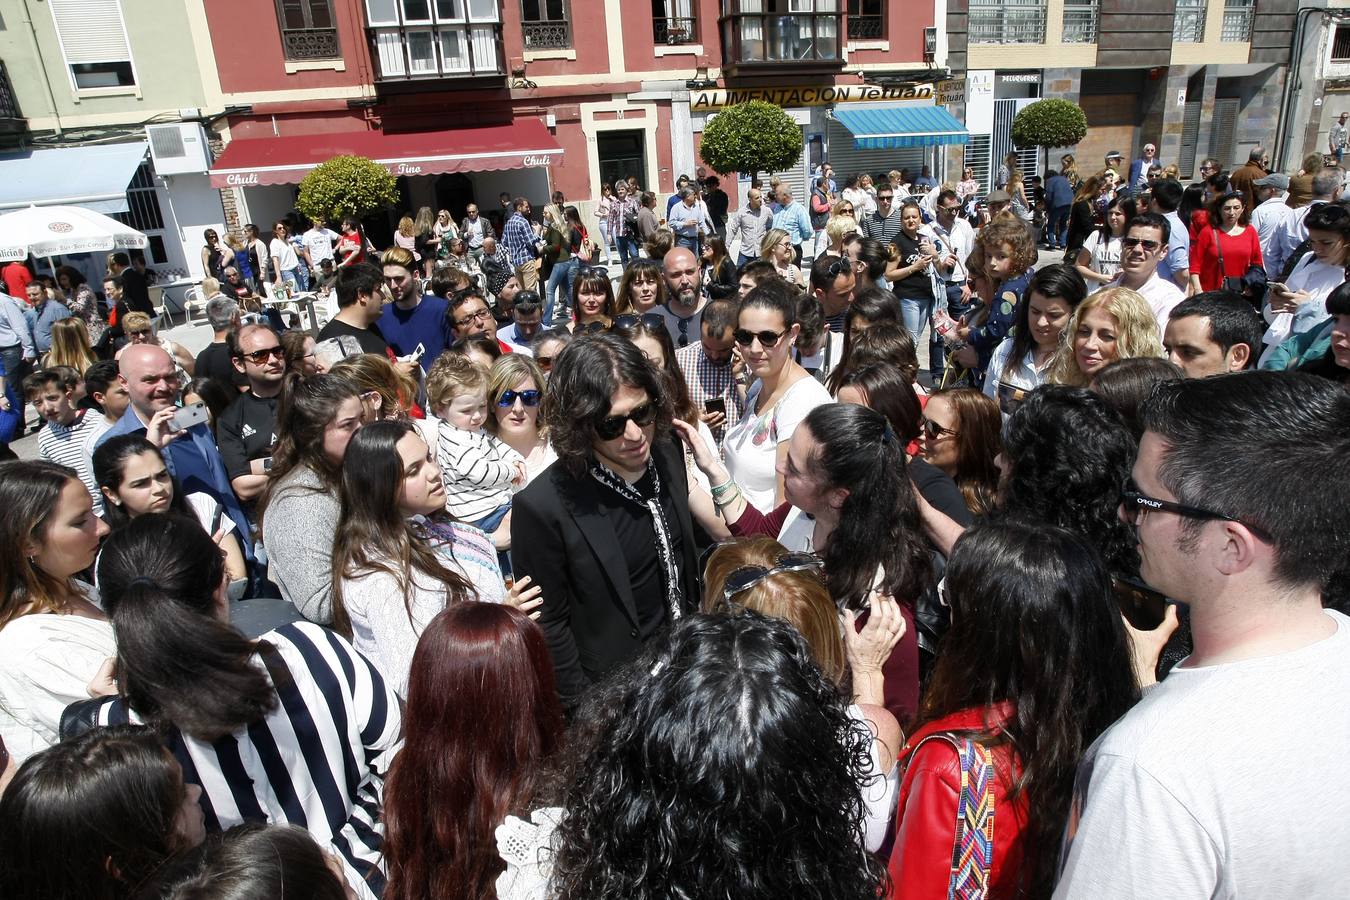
[1061,3,1098,43]
[1220,0,1254,42]
[281,26,341,59]
[521,19,571,49]
[968,0,1046,45]
[719,1,844,74]
[1173,0,1206,42]
[654,15,698,45]
[846,14,883,40]
[368,23,505,81]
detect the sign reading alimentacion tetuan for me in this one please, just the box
[690,83,938,111]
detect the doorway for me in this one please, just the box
[598,130,648,191]
[434,173,476,220]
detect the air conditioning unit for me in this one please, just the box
[145,123,210,176]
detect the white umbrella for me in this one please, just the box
[0,204,147,262]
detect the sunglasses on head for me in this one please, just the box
[722,552,822,602]
[497,389,541,408]
[733,328,786,348]
[611,312,666,332]
[595,400,657,440]
[576,320,607,335]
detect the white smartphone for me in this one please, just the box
[168,401,210,432]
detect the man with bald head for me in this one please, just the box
[96,344,251,545]
[658,246,705,349]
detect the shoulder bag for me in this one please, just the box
[908,733,997,899]
[1213,226,1268,308]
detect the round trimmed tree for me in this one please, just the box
[296,155,399,223]
[699,100,802,186]
[1011,99,1089,172]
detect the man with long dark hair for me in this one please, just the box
[511,333,704,704]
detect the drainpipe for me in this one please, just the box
[20,0,64,138]
[1275,7,1350,172]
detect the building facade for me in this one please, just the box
[1281,1,1350,170]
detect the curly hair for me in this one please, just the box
[424,350,487,415]
[1000,385,1141,578]
[1047,286,1163,387]
[978,216,1039,275]
[541,332,672,476]
[548,611,887,900]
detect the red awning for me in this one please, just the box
[209,119,563,189]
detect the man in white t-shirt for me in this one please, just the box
[1054,372,1350,899]
[302,218,340,271]
[1107,214,1184,338]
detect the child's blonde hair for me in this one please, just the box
[426,351,488,414]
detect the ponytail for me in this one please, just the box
[97,513,275,741]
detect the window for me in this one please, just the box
[653,0,697,45]
[1220,0,1254,42]
[48,0,137,90]
[968,0,1045,45]
[114,163,165,234]
[366,0,502,79]
[1334,24,1350,62]
[846,0,883,41]
[276,0,341,59]
[719,0,843,67]
[521,0,570,50]
[1061,0,1098,43]
[1173,0,1206,42]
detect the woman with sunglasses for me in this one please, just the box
[567,267,616,334]
[919,387,1002,517]
[701,537,906,853]
[720,280,832,511]
[529,327,572,381]
[486,354,556,485]
[889,519,1139,897]
[613,258,666,315]
[760,227,804,288]
[677,402,932,721]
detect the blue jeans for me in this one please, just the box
[901,292,935,359]
[1046,205,1071,249]
[544,258,577,326]
[930,283,974,379]
[738,252,758,267]
[675,234,700,256]
[618,235,639,266]
[279,268,301,290]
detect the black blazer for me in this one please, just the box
[511,439,702,703]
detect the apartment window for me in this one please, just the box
[367,0,502,79]
[846,0,883,40]
[653,0,697,45]
[1334,24,1350,62]
[1061,0,1098,44]
[1220,0,1254,42]
[1173,0,1206,42]
[521,0,571,50]
[968,0,1045,45]
[277,0,341,59]
[48,0,137,90]
[720,0,843,67]
[114,163,165,234]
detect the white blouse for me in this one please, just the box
[722,376,833,512]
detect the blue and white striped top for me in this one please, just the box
[93,622,402,900]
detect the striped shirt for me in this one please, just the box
[93,622,402,900]
[37,410,109,516]
[433,416,524,521]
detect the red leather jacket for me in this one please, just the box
[886,704,1030,899]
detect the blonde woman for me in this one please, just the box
[116,312,195,380]
[761,227,803,287]
[1047,287,1163,387]
[394,215,420,262]
[816,214,859,259]
[1060,154,1081,191]
[858,173,879,215]
[43,318,97,373]
[330,352,419,422]
[414,207,438,275]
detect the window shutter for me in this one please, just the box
[49,0,132,64]
[1208,98,1239,169]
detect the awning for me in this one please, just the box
[832,106,969,150]
[210,120,563,189]
[0,141,148,215]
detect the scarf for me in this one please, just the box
[590,459,683,623]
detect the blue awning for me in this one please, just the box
[832,106,969,150]
[0,141,148,215]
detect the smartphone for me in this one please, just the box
[1113,576,1170,631]
[704,397,726,415]
[168,401,210,433]
[398,342,426,364]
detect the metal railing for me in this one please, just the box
[522,19,571,49]
[0,62,21,120]
[968,0,1046,45]
[720,12,843,64]
[1061,4,1098,43]
[847,14,883,40]
[1172,1,1206,42]
[1220,1,1254,42]
[654,15,698,44]
[281,27,340,60]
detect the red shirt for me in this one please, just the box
[1192,225,1263,292]
[3,262,33,300]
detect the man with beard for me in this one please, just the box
[657,247,705,350]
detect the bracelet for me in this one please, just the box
[710,478,737,497]
[712,485,743,508]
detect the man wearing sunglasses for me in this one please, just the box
[497,290,543,355]
[861,185,905,246]
[1056,372,1350,899]
[219,323,284,503]
[1106,214,1184,337]
[512,333,703,705]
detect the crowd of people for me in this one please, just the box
[0,142,1348,899]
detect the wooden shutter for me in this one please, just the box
[1208,98,1239,169]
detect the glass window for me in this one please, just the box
[366,0,399,26]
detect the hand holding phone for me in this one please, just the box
[168,402,210,433]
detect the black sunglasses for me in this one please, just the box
[576,320,607,335]
[1121,237,1162,252]
[595,401,658,440]
[1120,482,1272,541]
[535,356,553,370]
[237,345,284,364]
[611,312,666,332]
[733,328,786,348]
[921,419,957,440]
[722,552,822,602]
[497,389,541,408]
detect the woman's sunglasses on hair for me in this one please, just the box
[722,552,822,602]
[496,389,541,408]
[595,401,657,440]
[611,312,666,332]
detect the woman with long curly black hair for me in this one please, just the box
[495,611,888,899]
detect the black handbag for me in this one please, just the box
[1214,226,1268,308]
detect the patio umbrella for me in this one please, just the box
[0,204,147,262]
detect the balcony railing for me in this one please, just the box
[1173,2,1206,42]
[1220,1,1254,42]
[522,19,571,49]
[282,27,341,60]
[368,24,504,80]
[968,0,1046,44]
[846,14,883,40]
[654,16,698,44]
[720,11,844,67]
[1061,4,1098,43]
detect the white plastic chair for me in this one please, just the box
[181,286,208,326]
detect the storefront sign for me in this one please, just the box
[936,79,965,106]
[225,172,260,186]
[999,73,1041,84]
[522,154,553,167]
[690,83,933,112]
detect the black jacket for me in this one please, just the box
[511,438,703,703]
